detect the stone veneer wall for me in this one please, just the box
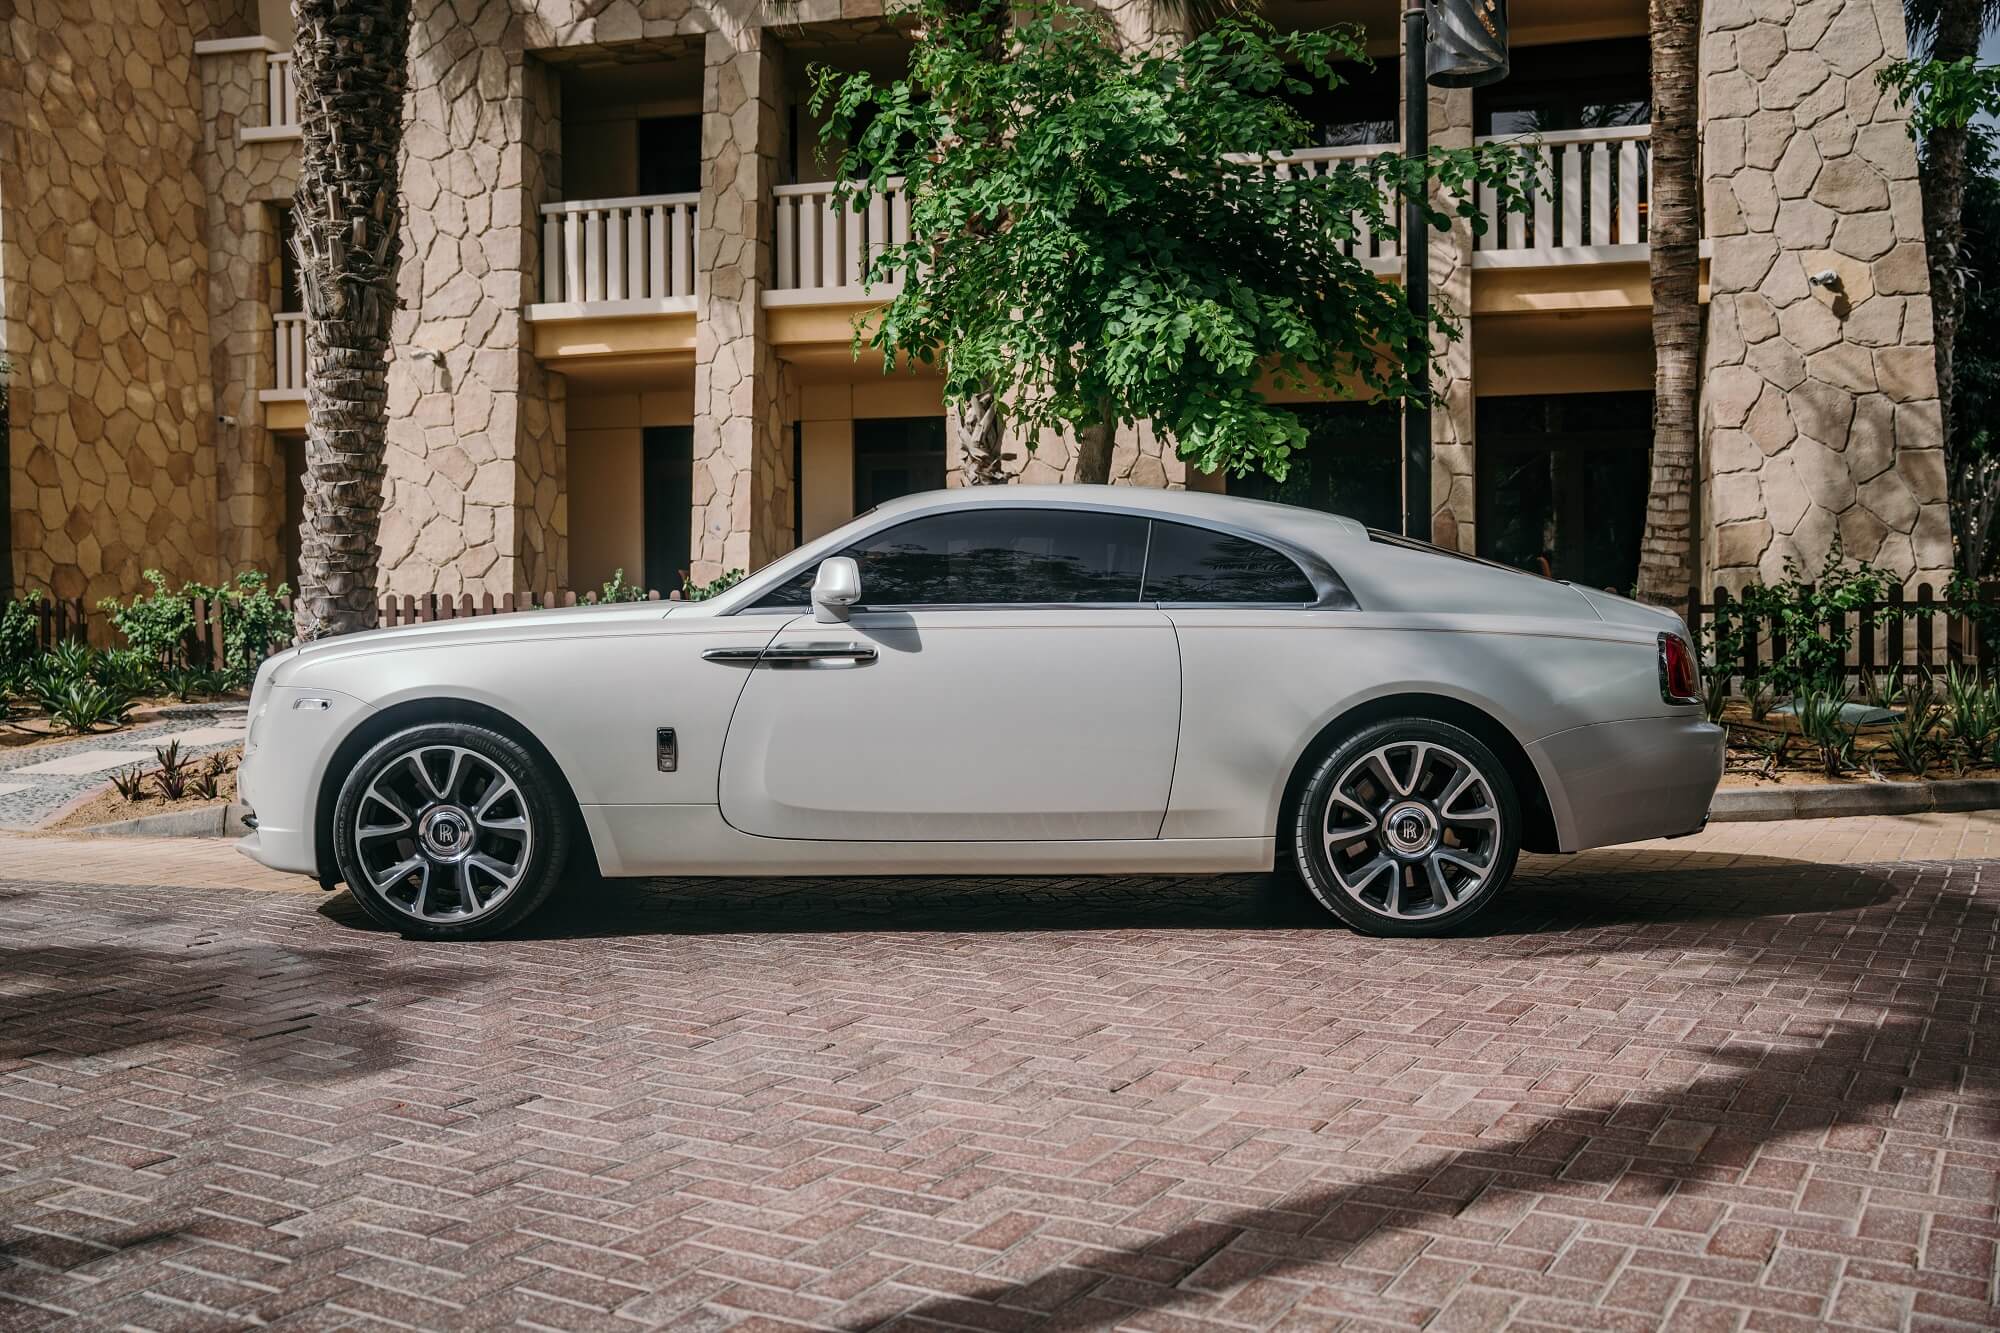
[1424,78,1477,553]
[0,0,253,603]
[379,5,567,597]
[1701,0,1951,589]
[198,43,300,577]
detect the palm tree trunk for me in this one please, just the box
[1634,0,1702,610]
[951,390,1006,485]
[1073,398,1116,484]
[289,0,411,639]
[1923,0,1984,544]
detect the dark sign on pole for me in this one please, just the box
[1425,0,1509,88]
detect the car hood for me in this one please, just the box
[264,600,714,684]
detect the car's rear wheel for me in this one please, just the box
[1291,718,1520,937]
[331,722,570,940]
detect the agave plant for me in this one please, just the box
[1887,670,1947,780]
[1863,669,1905,712]
[1793,681,1856,779]
[1942,664,2000,773]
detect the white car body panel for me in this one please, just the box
[718,608,1181,840]
[236,485,1725,885]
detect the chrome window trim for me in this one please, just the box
[725,501,1358,615]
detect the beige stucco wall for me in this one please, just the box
[0,0,255,602]
[566,387,694,591]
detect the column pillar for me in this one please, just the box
[692,26,793,581]
[381,40,565,597]
[1407,36,1478,552]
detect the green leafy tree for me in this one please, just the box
[811,3,1536,485]
[1880,0,1999,581]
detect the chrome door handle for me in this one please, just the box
[762,642,877,668]
[700,643,878,668]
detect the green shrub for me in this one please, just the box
[92,648,159,700]
[682,569,746,602]
[1710,538,1893,700]
[99,568,292,682]
[0,590,45,682]
[589,569,652,604]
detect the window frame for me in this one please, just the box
[730,502,1356,614]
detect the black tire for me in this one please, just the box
[1290,717,1520,937]
[331,721,571,941]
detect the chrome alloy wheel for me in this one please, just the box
[352,745,534,923]
[1320,740,1502,921]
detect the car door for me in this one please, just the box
[716,506,1182,842]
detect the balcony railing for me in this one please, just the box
[264,312,306,402]
[1259,144,1401,270]
[771,179,911,300]
[264,52,299,134]
[537,194,699,312]
[1474,125,1650,265]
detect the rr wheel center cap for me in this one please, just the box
[418,805,474,862]
[1383,801,1440,858]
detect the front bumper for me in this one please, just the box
[1528,714,1726,852]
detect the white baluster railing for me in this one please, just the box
[272,312,306,397]
[1262,145,1400,268]
[265,52,299,132]
[538,194,700,309]
[771,179,910,296]
[1474,125,1650,263]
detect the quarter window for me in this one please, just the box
[755,508,1149,608]
[1141,521,1317,604]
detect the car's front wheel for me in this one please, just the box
[331,721,570,940]
[1292,718,1520,937]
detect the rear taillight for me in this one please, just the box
[1659,632,1700,705]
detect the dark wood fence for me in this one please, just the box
[33,587,683,659]
[1689,580,1997,683]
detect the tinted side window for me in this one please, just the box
[754,509,1149,608]
[1142,522,1317,604]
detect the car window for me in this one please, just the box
[1141,521,1317,604]
[753,508,1149,608]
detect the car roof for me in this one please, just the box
[867,485,1373,561]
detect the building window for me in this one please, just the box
[276,205,303,314]
[1226,401,1402,533]
[638,116,701,195]
[643,425,694,593]
[1287,59,1400,147]
[854,416,946,512]
[1475,391,1652,593]
[1475,38,1650,137]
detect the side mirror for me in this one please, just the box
[811,556,861,623]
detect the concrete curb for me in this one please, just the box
[76,802,252,839]
[1710,780,2000,823]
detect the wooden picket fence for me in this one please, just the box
[31,587,682,661]
[1688,580,1998,685]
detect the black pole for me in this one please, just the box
[1402,0,1431,542]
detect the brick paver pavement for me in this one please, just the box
[1,821,1997,1330]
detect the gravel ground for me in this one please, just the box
[0,703,248,830]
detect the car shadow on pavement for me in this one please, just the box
[0,924,494,1084]
[314,850,1904,942]
[862,1006,1992,1331]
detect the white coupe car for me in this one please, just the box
[238,486,1724,939]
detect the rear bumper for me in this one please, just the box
[1529,714,1725,852]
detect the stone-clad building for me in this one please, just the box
[0,0,1953,605]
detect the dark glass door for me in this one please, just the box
[1475,392,1651,593]
[1227,401,1402,532]
[642,426,694,594]
[638,117,701,195]
[853,416,946,512]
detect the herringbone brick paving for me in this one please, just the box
[0,844,1996,1329]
